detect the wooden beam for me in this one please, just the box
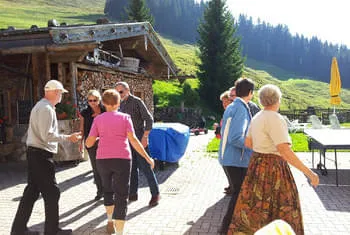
[69,62,78,107]
[57,63,64,82]
[32,53,50,101]
[49,51,90,63]
[1,43,96,55]
[1,46,46,55]
[47,43,97,52]
[6,90,11,123]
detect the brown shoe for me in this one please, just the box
[128,194,138,202]
[106,221,114,234]
[149,194,160,207]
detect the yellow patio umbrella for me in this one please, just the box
[330,57,341,112]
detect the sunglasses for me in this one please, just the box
[118,90,123,94]
[88,99,97,102]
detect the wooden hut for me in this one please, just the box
[0,21,178,161]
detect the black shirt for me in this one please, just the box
[80,104,106,140]
[119,94,153,138]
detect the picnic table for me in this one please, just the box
[304,128,350,186]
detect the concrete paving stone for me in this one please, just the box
[2,132,350,234]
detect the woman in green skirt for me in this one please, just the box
[228,84,319,235]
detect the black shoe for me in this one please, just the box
[94,194,103,201]
[149,194,160,207]
[11,229,40,235]
[56,228,73,235]
[217,227,227,235]
[128,194,138,202]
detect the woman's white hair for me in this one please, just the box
[258,84,282,107]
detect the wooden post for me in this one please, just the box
[6,90,11,123]
[32,53,51,102]
[57,62,64,82]
[69,62,78,109]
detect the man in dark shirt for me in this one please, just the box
[116,82,160,207]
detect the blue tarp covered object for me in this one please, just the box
[148,122,190,162]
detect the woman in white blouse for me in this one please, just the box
[228,84,319,235]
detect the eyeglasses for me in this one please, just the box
[88,99,97,102]
[118,90,123,94]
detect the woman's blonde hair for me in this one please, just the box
[87,89,102,101]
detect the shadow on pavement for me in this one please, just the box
[312,169,350,212]
[137,161,179,188]
[29,199,104,233]
[0,161,29,190]
[0,160,88,191]
[126,205,152,220]
[184,197,230,235]
[58,170,93,193]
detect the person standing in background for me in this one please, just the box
[115,82,160,207]
[11,80,81,235]
[79,89,106,201]
[217,89,234,195]
[218,78,255,234]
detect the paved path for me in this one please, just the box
[1,131,350,234]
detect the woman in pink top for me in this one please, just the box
[86,89,154,235]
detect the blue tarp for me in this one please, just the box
[148,122,190,162]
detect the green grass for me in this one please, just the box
[207,137,220,152]
[290,133,309,152]
[0,0,106,28]
[159,37,199,76]
[206,132,310,154]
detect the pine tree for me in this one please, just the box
[125,0,154,25]
[197,0,243,113]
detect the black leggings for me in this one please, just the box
[97,158,131,220]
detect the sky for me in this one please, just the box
[199,0,349,47]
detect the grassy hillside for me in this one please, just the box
[160,37,350,111]
[0,0,105,28]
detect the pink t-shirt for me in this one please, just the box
[89,111,134,160]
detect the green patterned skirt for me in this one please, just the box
[227,152,304,235]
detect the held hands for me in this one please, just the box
[69,132,82,143]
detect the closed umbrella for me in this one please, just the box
[330,57,341,113]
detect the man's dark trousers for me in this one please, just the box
[129,130,159,197]
[11,147,61,235]
[220,166,247,233]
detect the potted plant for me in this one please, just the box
[55,100,78,120]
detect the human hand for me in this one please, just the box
[309,172,319,187]
[69,132,82,143]
[148,158,155,169]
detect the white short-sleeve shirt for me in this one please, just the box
[247,110,291,156]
